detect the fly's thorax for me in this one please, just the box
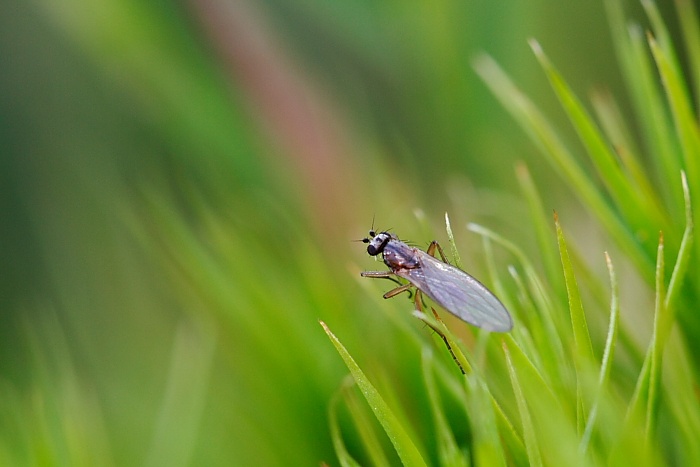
[382,240,420,271]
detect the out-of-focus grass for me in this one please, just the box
[1,0,699,465]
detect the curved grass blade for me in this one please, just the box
[530,40,668,240]
[675,0,700,113]
[328,383,363,467]
[515,163,563,295]
[503,342,543,467]
[341,380,393,467]
[554,212,594,434]
[648,33,700,202]
[421,350,468,467]
[604,0,682,210]
[579,252,620,454]
[589,90,665,222]
[444,212,463,269]
[412,310,472,376]
[473,53,654,282]
[415,310,528,464]
[646,232,665,442]
[468,224,567,377]
[663,172,694,337]
[554,213,594,363]
[320,321,428,467]
[624,232,663,447]
[144,319,217,467]
[465,372,508,466]
[427,340,528,465]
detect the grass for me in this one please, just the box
[322,0,700,465]
[3,0,700,465]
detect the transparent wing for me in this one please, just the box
[396,252,513,332]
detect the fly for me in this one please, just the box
[361,230,513,333]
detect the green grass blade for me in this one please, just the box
[605,0,683,212]
[503,342,543,467]
[579,252,620,454]
[530,40,668,239]
[468,224,568,375]
[465,375,507,467]
[501,334,559,412]
[662,333,700,464]
[642,0,680,60]
[648,33,700,205]
[328,384,363,467]
[445,212,463,269]
[589,90,665,219]
[663,171,694,337]
[554,212,594,433]
[675,0,700,114]
[421,350,468,467]
[473,54,654,281]
[554,213,594,365]
[413,311,472,376]
[646,232,665,443]
[320,321,428,467]
[490,398,527,466]
[342,383,393,467]
[144,320,217,467]
[427,339,528,465]
[515,163,563,295]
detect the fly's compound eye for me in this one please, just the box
[366,233,389,256]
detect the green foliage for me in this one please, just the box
[3,0,700,465]
[323,0,700,465]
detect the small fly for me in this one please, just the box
[361,230,513,333]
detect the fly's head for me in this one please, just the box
[362,231,392,256]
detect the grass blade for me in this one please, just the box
[579,252,620,454]
[320,321,428,467]
[473,53,654,282]
[421,350,468,467]
[554,213,594,364]
[515,163,563,296]
[413,310,472,376]
[530,40,667,240]
[445,212,463,269]
[663,172,694,337]
[675,0,700,115]
[589,90,664,219]
[646,232,665,443]
[328,384,363,467]
[503,342,543,467]
[648,33,700,205]
[342,382,393,466]
[468,224,568,377]
[554,212,594,433]
[605,0,683,211]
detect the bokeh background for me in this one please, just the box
[0,0,684,465]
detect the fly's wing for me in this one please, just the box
[397,252,513,332]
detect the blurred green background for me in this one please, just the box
[0,0,685,465]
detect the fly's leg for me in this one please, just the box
[383,283,413,299]
[414,290,466,375]
[361,271,413,299]
[360,270,395,278]
[426,240,450,264]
